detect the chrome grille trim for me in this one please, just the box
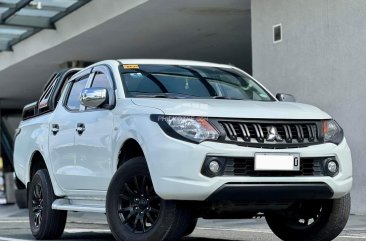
[209,119,324,149]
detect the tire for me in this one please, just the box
[184,218,198,236]
[265,194,351,241]
[106,156,192,241]
[28,169,67,240]
[15,189,27,209]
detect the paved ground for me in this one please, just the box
[0,203,365,241]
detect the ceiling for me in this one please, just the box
[0,0,251,110]
[0,0,90,51]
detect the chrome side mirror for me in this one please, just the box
[276,93,296,102]
[80,88,108,108]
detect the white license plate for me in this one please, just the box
[254,153,300,171]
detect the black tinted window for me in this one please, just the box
[66,76,88,110]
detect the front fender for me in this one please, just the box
[111,102,164,178]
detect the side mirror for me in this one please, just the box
[276,93,296,102]
[80,87,108,108]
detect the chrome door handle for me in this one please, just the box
[76,123,85,135]
[51,124,59,135]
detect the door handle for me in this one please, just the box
[51,124,59,135]
[76,123,85,135]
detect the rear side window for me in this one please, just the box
[38,76,58,110]
[56,73,74,105]
[66,76,88,110]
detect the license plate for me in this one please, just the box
[254,153,300,171]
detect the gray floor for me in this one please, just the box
[0,203,365,241]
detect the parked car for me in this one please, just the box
[14,59,352,241]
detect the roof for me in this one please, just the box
[117,59,234,68]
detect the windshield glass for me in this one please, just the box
[119,64,275,101]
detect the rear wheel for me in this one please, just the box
[106,157,192,241]
[28,169,67,240]
[265,194,350,241]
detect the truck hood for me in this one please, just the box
[131,99,331,120]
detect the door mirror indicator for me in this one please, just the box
[80,88,108,108]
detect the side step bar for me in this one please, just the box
[52,199,105,213]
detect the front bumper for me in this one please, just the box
[207,182,334,201]
[144,127,352,201]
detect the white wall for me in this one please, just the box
[252,0,366,214]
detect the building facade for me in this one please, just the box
[252,0,366,214]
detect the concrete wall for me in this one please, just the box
[3,116,21,136]
[252,0,366,214]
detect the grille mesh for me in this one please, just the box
[223,157,324,177]
[213,120,323,148]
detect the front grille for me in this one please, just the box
[223,157,325,177]
[210,119,323,148]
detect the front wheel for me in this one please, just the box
[106,157,192,241]
[265,194,351,241]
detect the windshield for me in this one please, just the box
[119,64,275,101]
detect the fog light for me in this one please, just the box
[209,160,220,173]
[327,161,338,173]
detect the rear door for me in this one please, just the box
[48,72,91,190]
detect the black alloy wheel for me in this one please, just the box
[28,169,67,240]
[118,175,161,233]
[279,200,327,229]
[266,194,351,241]
[106,156,193,241]
[31,183,44,229]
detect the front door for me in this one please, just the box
[72,66,115,191]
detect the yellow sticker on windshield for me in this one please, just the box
[123,64,139,69]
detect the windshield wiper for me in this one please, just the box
[134,94,174,98]
[212,96,245,100]
[133,92,204,99]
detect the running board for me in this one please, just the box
[52,199,106,213]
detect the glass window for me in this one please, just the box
[66,76,88,110]
[57,75,72,103]
[120,65,274,101]
[91,72,111,89]
[38,81,56,109]
[151,74,211,97]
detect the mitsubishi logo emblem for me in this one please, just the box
[266,126,283,142]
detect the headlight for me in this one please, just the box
[152,115,219,143]
[322,120,344,144]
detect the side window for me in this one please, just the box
[89,71,115,109]
[91,72,112,89]
[66,76,89,110]
[56,74,73,104]
[38,77,58,110]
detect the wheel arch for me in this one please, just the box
[27,150,64,197]
[28,151,48,182]
[117,138,146,169]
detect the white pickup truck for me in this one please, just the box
[14,59,352,241]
